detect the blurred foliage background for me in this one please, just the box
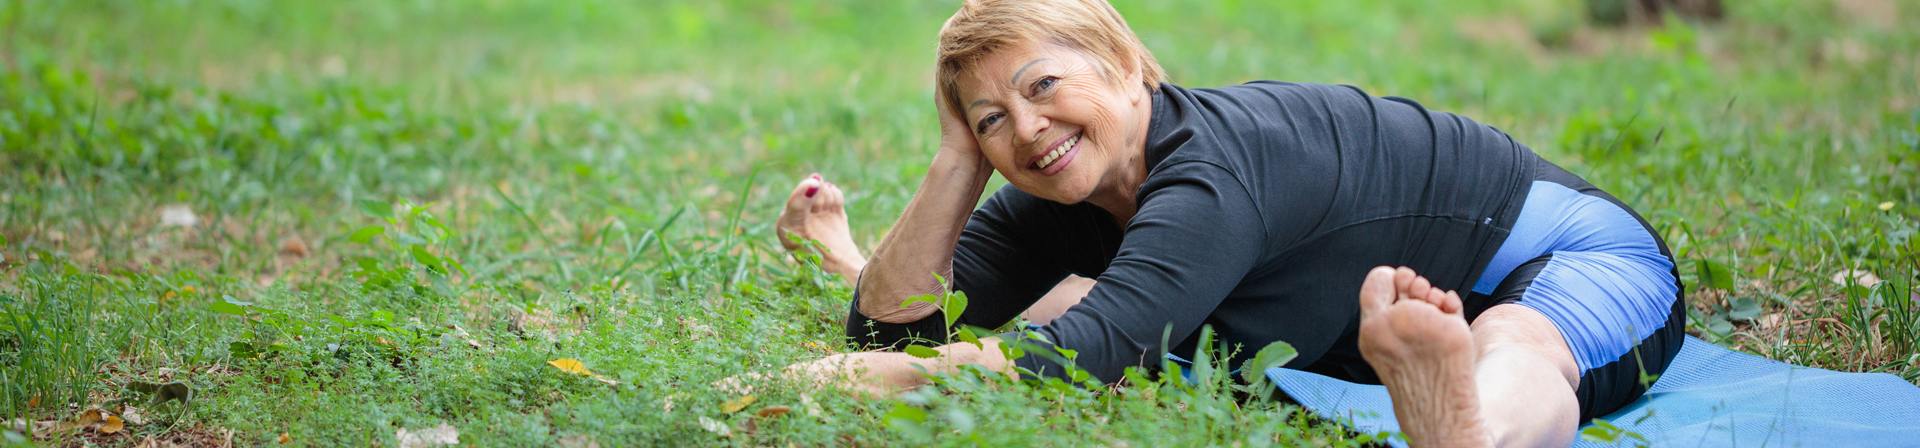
[0,0,1915,446]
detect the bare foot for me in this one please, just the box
[1358,266,1491,448]
[776,174,867,282]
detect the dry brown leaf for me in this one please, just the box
[26,396,38,407]
[78,408,104,427]
[99,415,124,434]
[1831,270,1883,286]
[279,432,291,443]
[755,405,792,419]
[396,422,459,448]
[33,419,81,438]
[721,395,757,413]
[277,235,310,258]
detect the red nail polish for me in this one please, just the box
[810,173,822,180]
[806,185,819,197]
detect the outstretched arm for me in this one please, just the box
[783,338,1015,395]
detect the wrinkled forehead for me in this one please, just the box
[953,41,1088,99]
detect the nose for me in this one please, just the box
[1010,104,1050,148]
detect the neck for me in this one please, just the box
[1086,86,1154,224]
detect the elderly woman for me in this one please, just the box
[773,0,1685,446]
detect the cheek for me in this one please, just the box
[979,141,1021,173]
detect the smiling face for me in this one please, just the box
[955,41,1153,207]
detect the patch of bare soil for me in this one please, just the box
[1833,0,1899,29]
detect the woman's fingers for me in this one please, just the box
[935,91,985,162]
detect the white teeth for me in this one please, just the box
[1036,135,1078,170]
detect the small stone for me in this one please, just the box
[159,204,198,228]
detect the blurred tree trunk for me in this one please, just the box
[1587,0,1724,26]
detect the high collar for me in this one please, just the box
[1142,83,1190,175]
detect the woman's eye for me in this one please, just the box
[1031,77,1057,95]
[976,114,1000,134]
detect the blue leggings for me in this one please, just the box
[1469,166,1687,422]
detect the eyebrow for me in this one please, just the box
[1010,58,1053,87]
[967,57,1054,113]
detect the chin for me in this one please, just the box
[1018,176,1094,205]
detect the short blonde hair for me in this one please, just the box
[935,0,1168,119]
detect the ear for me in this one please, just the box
[1122,58,1146,105]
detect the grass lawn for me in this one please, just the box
[2,0,1916,446]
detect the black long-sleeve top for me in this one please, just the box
[846,81,1539,384]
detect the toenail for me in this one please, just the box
[805,185,819,197]
[810,173,822,180]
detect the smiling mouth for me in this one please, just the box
[1034,133,1080,170]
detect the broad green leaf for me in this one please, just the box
[904,345,940,359]
[1695,259,1735,291]
[901,294,940,309]
[229,341,258,359]
[1242,340,1299,384]
[208,300,247,315]
[955,325,984,349]
[1727,297,1763,321]
[357,199,393,220]
[414,215,445,243]
[885,403,927,424]
[348,225,385,243]
[943,290,969,329]
[411,246,444,271]
[442,257,468,277]
[210,298,251,315]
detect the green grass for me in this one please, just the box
[1,0,1916,445]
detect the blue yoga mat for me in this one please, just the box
[1267,336,1920,447]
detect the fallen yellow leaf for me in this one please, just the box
[99,415,123,434]
[279,432,291,443]
[721,395,757,413]
[548,359,592,376]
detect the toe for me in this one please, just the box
[816,181,846,212]
[784,177,822,215]
[778,177,823,249]
[1440,290,1465,316]
[1408,275,1433,303]
[1393,267,1418,302]
[1360,266,1398,317]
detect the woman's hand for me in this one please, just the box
[935,93,991,174]
[715,339,1014,398]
